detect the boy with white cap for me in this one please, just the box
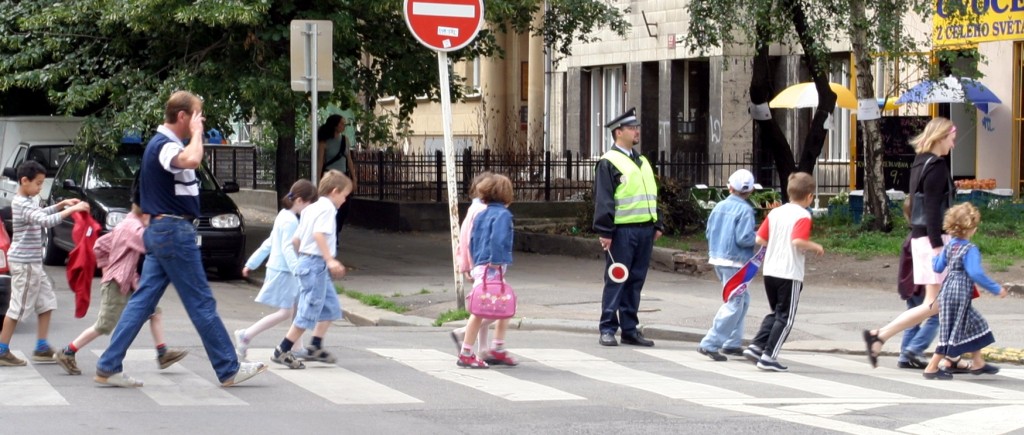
[697,169,758,361]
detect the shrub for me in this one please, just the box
[658,177,706,236]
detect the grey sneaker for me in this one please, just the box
[303,346,337,364]
[0,350,27,367]
[234,329,249,359]
[32,347,56,363]
[271,347,305,369]
[95,372,144,387]
[157,348,189,370]
[56,350,82,375]
[742,347,763,364]
[221,361,267,387]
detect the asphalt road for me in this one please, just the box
[4,268,1024,434]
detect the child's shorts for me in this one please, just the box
[6,262,57,321]
[294,255,342,330]
[93,281,161,335]
[911,235,951,285]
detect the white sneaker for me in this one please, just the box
[233,329,249,359]
[95,372,144,388]
[222,361,267,387]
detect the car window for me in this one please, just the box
[55,152,87,186]
[86,154,142,189]
[27,146,69,177]
[84,144,219,192]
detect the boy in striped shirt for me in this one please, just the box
[0,160,90,366]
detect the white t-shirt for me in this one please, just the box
[756,203,813,281]
[294,197,337,257]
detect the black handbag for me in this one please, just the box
[907,157,934,227]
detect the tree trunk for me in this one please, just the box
[750,25,796,201]
[784,0,835,176]
[849,0,893,231]
[275,106,298,200]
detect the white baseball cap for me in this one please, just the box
[728,169,756,193]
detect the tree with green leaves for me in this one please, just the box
[683,0,966,231]
[0,0,627,197]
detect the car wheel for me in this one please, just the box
[42,227,68,266]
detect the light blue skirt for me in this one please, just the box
[254,268,301,309]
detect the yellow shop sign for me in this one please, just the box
[933,0,1024,46]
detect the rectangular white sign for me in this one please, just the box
[413,2,475,18]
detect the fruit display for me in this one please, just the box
[954,178,997,190]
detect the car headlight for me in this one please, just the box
[210,213,241,229]
[106,211,127,230]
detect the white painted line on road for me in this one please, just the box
[639,349,909,400]
[411,2,475,18]
[897,405,1024,434]
[99,350,245,406]
[694,402,902,435]
[995,367,1024,381]
[249,348,421,405]
[785,354,1024,400]
[369,348,583,402]
[0,351,68,406]
[514,348,747,400]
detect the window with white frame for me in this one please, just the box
[588,65,625,157]
[823,58,852,162]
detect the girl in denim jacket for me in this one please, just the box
[457,174,518,368]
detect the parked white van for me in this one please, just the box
[0,117,83,229]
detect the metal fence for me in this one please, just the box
[207,147,854,201]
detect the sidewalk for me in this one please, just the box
[240,206,1024,365]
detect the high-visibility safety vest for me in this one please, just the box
[601,150,658,224]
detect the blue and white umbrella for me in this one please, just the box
[895,76,1002,113]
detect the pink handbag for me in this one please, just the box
[467,267,517,319]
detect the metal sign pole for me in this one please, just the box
[308,22,319,185]
[437,51,465,307]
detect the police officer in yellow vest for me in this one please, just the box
[594,107,663,347]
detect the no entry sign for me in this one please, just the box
[403,0,484,52]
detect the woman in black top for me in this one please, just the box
[863,117,966,372]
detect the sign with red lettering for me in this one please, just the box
[403,0,484,52]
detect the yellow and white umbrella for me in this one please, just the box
[769,82,858,110]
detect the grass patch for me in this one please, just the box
[433,308,470,327]
[337,287,408,314]
[655,236,697,251]
[419,289,431,295]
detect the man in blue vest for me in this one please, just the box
[593,107,663,347]
[95,91,267,387]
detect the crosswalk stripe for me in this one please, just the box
[368,348,584,402]
[695,402,902,435]
[513,348,748,400]
[248,349,421,405]
[94,350,245,406]
[638,349,910,400]
[0,351,68,406]
[785,354,1024,400]
[897,404,1024,434]
[996,368,1024,381]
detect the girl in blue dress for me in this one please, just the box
[923,203,1007,380]
[234,180,318,359]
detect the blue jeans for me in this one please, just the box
[700,266,750,351]
[96,218,239,383]
[599,225,654,335]
[898,293,939,362]
[294,255,343,330]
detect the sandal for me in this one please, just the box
[970,363,1000,375]
[942,356,973,374]
[862,330,884,368]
